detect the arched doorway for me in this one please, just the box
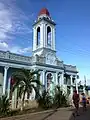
[47,73,53,91]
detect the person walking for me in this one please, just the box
[81,93,87,111]
[72,90,80,116]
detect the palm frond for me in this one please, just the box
[12,71,26,81]
[18,85,25,98]
[0,95,10,115]
[31,80,41,85]
[11,69,41,104]
[30,70,40,75]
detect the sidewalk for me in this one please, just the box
[1,106,90,120]
[1,107,72,120]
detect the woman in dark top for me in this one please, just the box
[72,90,80,116]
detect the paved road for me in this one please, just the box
[1,106,90,120]
[69,106,90,120]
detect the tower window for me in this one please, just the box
[37,27,40,46]
[47,26,51,47]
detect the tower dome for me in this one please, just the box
[38,8,51,20]
[38,8,50,16]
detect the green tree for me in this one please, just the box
[11,69,41,110]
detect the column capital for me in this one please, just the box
[4,65,9,70]
[74,75,77,79]
[75,75,79,79]
[61,71,64,74]
[70,75,73,78]
[43,69,46,72]
[56,71,59,74]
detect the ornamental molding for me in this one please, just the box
[0,50,32,64]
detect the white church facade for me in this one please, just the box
[0,8,79,100]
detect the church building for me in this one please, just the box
[0,8,79,102]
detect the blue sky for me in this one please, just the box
[0,0,90,84]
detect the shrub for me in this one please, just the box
[53,86,68,108]
[0,95,10,116]
[37,90,53,109]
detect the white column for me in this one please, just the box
[61,72,64,87]
[7,77,11,98]
[43,24,46,47]
[60,74,62,87]
[61,73,67,94]
[0,73,3,94]
[52,27,55,50]
[45,25,47,48]
[75,76,78,93]
[42,70,45,86]
[40,24,43,48]
[70,75,73,96]
[55,72,58,85]
[45,72,47,91]
[51,27,53,49]
[12,88,17,109]
[38,71,42,95]
[3,66,9,95]
[33,27,36,51]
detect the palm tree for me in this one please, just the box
[11,69,41,110]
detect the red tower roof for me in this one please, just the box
[38,8,50,16]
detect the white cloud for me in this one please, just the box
[0,40,32,55]
[0,0,33,41]
[18,47,32,54]
[0,42,8,49]
[0,7,12,40]
[0,0,34,55]
[10,46,32,54]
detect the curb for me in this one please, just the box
[17,107,70,116]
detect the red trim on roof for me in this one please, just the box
[38,8,50,16]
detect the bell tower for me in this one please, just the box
[32,8,56,57]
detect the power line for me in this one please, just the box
[57,38,90,56]
[57,47,90,57]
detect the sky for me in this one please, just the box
[0,0,90,85]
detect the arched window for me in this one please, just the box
[47,26,51,46]
[37,27,40,46]
[47,73,52,90]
